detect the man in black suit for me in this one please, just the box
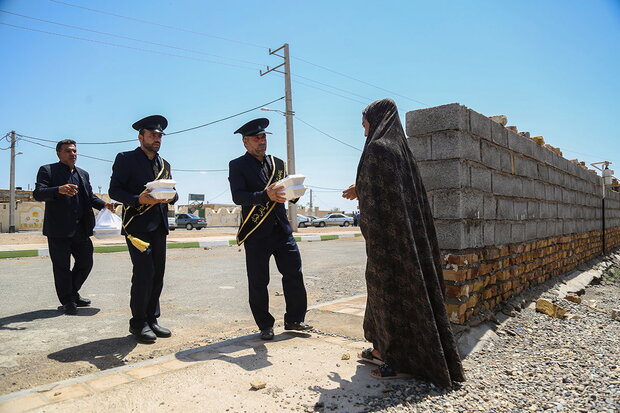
[228,118,312,340]
[109,115,178,343]
[33,139,113,315]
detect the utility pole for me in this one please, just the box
[260,43,298,231]
[8,130,16,233]
[309,189,313,210]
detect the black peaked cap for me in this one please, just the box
[234,118,271,136]
[132,115,168,134]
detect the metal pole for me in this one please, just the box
[283,43,298,231]
[9,130,16,233]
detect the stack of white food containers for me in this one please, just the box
[274,174,306,200]
[145,179,177,200]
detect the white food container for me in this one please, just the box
[281,185,307,200]
[274,174,305,188]
[145,179,177,189]
[149,189,177,200]
[93,228,121,239]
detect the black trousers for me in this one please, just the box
[243,227,308,330]
[125,226,167,329]
[47,224,94,305]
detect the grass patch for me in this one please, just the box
[228,239,238,246]
[320,235,339,241]
[0,250,39,259]
[168,242,200,249]
[94,245,128,254]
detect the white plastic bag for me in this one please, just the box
[93,208,122,238]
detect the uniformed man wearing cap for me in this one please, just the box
[229,118,312,340]
[109,115,178,343]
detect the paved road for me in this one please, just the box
[0,237,367,394]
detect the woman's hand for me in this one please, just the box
[342,184,357,200]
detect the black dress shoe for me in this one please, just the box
[59,302,78,315]
[129,325,157,343]
[148,322,171,338]
[75,295,91,307]
[284,321,313,331]
[260,328,274,340]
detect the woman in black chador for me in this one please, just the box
[343,98,465,386]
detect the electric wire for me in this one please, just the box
[17,136,114,163]
[0,22,257,71]
[306,185,346,191]
[292,55,430,106]
[0,10,265,67]
[47,0,268,50]
[292,80,369,105]
[14,97,285,145]
[295,116,362,152]
[293,73,374,102]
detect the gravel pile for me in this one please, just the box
[357,254,620,413]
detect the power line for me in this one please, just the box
[14,97,285,145]
[17,137,114,162]
[306,185,344,191]
[292,79,369,105]
[0,22,257,71]
[173,169,227,173]
[292,55,429,106]
[0,10,265,67]
[295,116,362,152]
[47,0,268,50]
[293,73,374,102]
[167,97,284,135]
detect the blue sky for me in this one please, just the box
[1,0,619,212]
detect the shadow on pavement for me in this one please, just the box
[47,336,138,371]
[0,309,63,331]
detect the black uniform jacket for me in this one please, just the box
[229,152,293,240]
[109,147,177,235]
[33,162,106,237]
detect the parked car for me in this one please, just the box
[167,215,176,230]
[311,213,354,227]
[297,214,311,228]
[306,215,318,221]
[175,213,207,230]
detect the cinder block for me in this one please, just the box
[562,188,575,204]
[527,201,540,218]
[511,223,526,243]
[563,220,576,234]
[537,164,549,181]
[469,109,492,140]
[554,186,563,202]
[470,165,492,192]
[406,103,469,136]
[408,135,432,161]
[525,221,537,240]
[462,191,484,219]
[536,220,548,238]
[499,150,512,173]
[483,195,496,219]
[417,159,470,190]
[497,198,515,219]
[514,200,528,220]
[495,222,512,245]
[435,220,465,250]
[534,181,546,200]
[507,131,531,156]
[522,179,536,198]
[530,141,546,163]
[492,172,521,196]
[431,130,481,161]
[464,220,484,248]
[432,191,461,219]
[483,221,495,245]
[490,120,508,147]
[481,141,501,170]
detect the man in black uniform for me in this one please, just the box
[109,115,177,343]
[34,139,113,314]
[229,118,312,340]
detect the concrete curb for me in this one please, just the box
[0,233,362,259]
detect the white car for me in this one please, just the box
[311,213,354,227]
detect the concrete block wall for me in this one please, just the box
[406,103,620,250]
[405,103,620,324]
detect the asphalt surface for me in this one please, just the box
[0,237,367,394]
